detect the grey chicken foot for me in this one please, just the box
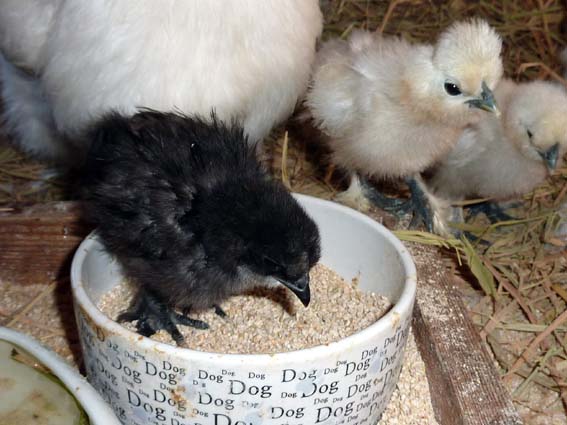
[213,305,227,318]
[360,176,435,232]
[466,201,516,223]
[360,176,410,213]
[117,289,209,346]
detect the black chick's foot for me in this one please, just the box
[117,290,208,346]
[360,176,434,232]
[466,201,516,223]
[213,305,228,318]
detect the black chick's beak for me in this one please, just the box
[277,274,311,307]
[465,81,500,116]
[539,143,560,171]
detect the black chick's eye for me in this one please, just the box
[444,82,462,96]
[527,129,533,139]
[263,255,283,273]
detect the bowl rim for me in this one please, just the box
[71,194,417,364]
[0,327,121,425]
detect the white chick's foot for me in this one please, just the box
[406,178,436,233]
[334,175,372,212]
[546,200,567,251]
[425,192,455,238]
[358,175,439,232]
[367,176,450,235]
[442,205,491,245]
[466,201,516,223]
[359,178,409,213]
[406,176,468,236]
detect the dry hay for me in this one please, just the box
[0,144,66,207]
[1,1,567,423]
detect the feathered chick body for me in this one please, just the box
[428,79,567,202]
[0,0,322,163]
[306,20,503,180]
[82,111,321,343]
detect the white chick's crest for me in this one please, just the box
[434,19,503,92]
[426,19,504,128]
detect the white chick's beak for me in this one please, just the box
[539,143,560,171]
[465,81,500,116]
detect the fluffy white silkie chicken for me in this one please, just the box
[0,0,322,164]
[306,19,503,232]
[427,79,567,228]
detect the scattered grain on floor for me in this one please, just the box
[0,278,81,366]
[406,243,451,323]
[99,263,391,354]
[380,329,440,425]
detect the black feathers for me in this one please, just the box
[82,110,321,344]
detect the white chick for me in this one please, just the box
[428,79,567,220]
[306,19,503,231]
[0,0,322,164]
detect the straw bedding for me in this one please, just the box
[1,1,566,423]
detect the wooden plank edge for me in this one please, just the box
[412,262,523,425]
[0,201,92,284]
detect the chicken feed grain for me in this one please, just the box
[98,263,391,354]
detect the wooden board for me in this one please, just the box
[412,256,524,425]
[0,202,91,284]
[0,201,523,424]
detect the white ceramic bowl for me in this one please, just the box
[0,327,121,425]
[71,194,416,425]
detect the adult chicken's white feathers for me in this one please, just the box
[0,0,60,70]
[429,79,567,202]
[0,0,322,164]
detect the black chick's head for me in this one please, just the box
[240,187,321,307]
[193,164,321,307]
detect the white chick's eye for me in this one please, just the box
[444,82,462,96]
[527,129,533,140]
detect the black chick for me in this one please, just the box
[82,110,321,346]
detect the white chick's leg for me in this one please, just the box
[334,174,372,212]
[447,204,465,226]
[548,200,567,250]
[0,55,68,163]
[412,176,452,237]
[466,201,515,222]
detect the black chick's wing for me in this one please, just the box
[82,110,202,261]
